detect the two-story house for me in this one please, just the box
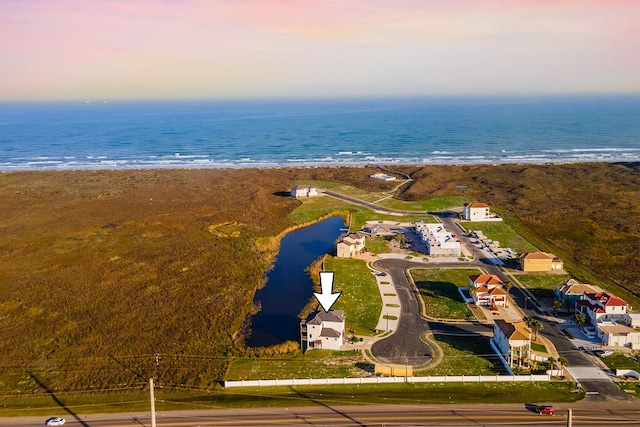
[519,252,564,272]
[300,310,345,351]
[493,319,532,368]
[291,185,319,198]
[462,202,503,222]
[336,232,366,258]
[576,291,628,324]
[469,274,507,308]
[554,279,600,312]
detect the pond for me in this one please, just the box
[246,215,345,347]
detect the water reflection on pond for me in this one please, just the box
[246,216,345,347]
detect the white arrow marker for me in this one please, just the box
[314,271,342,312]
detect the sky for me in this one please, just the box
[1,0,639,100]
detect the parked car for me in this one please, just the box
[536,405,555,415]
[45,418,66,426]
[599,350,614,358]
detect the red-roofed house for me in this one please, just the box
[469,274,507,308]
[576,291,628,324]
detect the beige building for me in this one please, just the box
[598,322,640,349]
[336,232,366,258]
[493,319,532,368]
[519,252,563,272]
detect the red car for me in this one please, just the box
[536,405,555,415]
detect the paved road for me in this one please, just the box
[370,258,433,366]
[370,258,493,366]
[5,402,640,426]
[321,191,635,401]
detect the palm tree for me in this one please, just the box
[558,356,569,371]
[552,300,562,315]
[523,315,533,327]
[547,356,557,370]
[575,313,587,325]
[531,319,544,341]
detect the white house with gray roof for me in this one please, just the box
[300,310,345,351]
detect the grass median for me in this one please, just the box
[0,381,584,416]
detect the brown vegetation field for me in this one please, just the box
[0,162,639,393]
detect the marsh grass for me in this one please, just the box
[2,162,640,396]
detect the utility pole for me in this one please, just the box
[567,408,572,427]
[150,378,157,427]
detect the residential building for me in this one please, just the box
[469,274,507,308]
[462,202,502,221]
[554,279,600,312]
[291,185,319,198]
[415,222,461,257]
[519,252,564,272]
[624,313,640,328]
[576,291,628,324]
[493,319,532,368]
[597,322,640,349]
[336,232,366,258]
[300,310,345,351]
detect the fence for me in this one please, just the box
[224,374,551,388]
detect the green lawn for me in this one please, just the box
[410,268,478,319]
[515,273,570,300]
[379,195,469,211]
[0,381,584,416]
[424,334,506,376]
[600,352,640,372]
[365,236,392,254]
[350,212,437,232]
[322,182,392,203]
[225,350,370,380]
[464,221,537,253]
[288,195,355,224]
[325,257,382,335]
[531,342,548,353]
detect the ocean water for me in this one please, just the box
[0,96,639,171]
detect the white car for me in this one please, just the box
[45,417,66,426]
[599,350,614,358]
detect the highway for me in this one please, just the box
[5,402,640,426]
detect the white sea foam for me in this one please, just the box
[2,97,640,171]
